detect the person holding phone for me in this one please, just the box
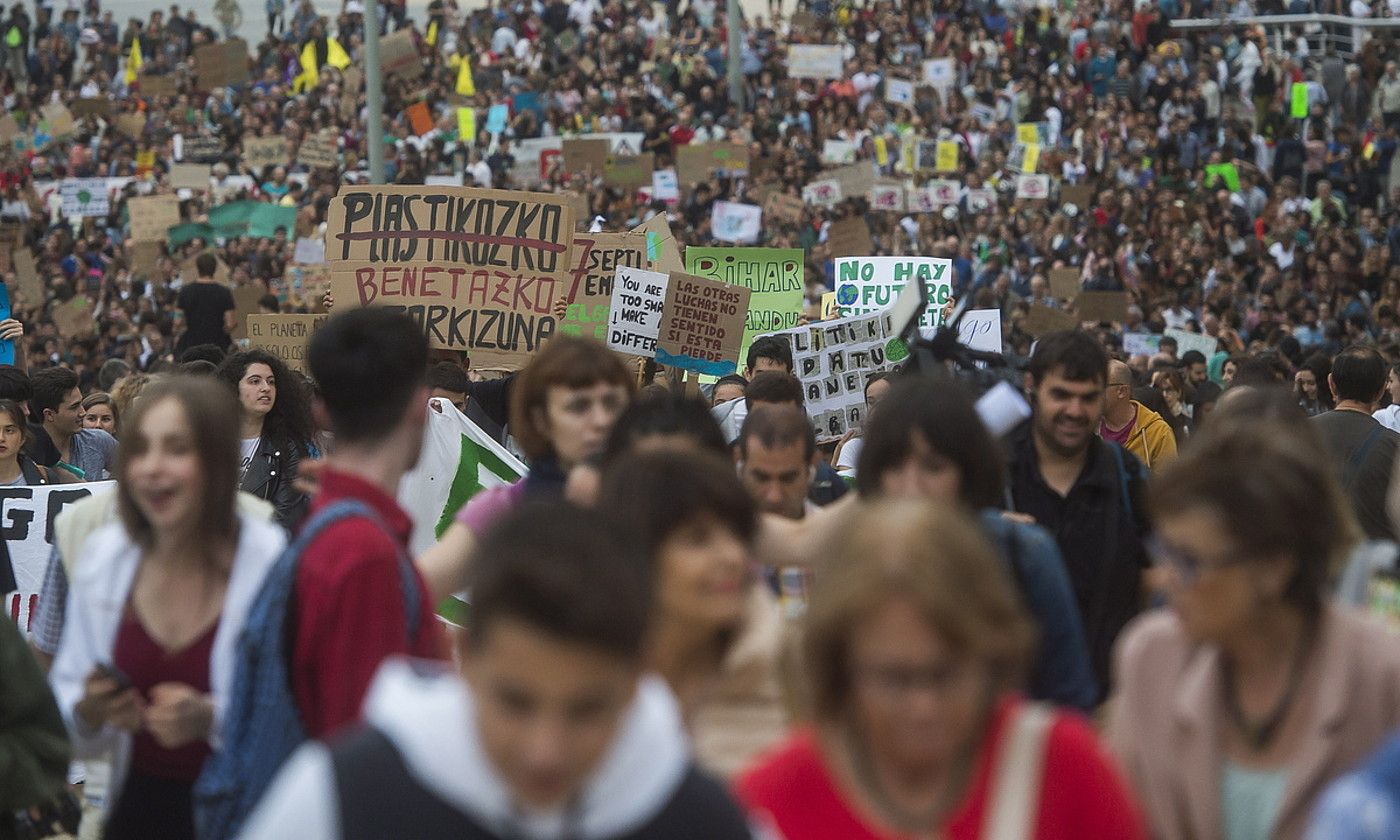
[48,377,285,840]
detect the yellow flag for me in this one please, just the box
[457,107,475,142]
[292,41,318,93]
[426,20,438,47]
[1016,123,1039,145]
[124,38,143,85]
[326,37,350,70]
[455,57,475,96]
[1022,143,1040,174]
[935,141,958,173]
[873,136,888,166]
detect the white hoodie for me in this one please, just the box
[238,660,693,840]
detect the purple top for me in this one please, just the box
[455,481,527,533]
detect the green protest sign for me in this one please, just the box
[684,247,803,373]
[1204,163,1240,193]
[1291,82,1309,119]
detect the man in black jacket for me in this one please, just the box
[240,503,754,840]
[1004,330,1149,701]
[1312,345,1400,542]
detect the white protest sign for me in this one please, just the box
[4,481,115,635]
[774,311,906,443]
[607,266,670,357]
[788,44,845,79]
[834,256,953,330]
[959,309,1003,354]
[922,58,955,95]
[966,188,996,213]
[907,187,938,214]
[293,237,325,264]
[803,179,842,208]
[60,178,110,218]
[928,179,960,205]
[868,183,904,212]
[711,201,762,244]
[885,78,916,107]
[1164,328,1219,359]
[1015,174,1050,200]
[652,169,680,202]
[822,139,857,164]
[1123,333,1163,356]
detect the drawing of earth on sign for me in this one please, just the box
[885,337,909,362]
[836,284,859,307]
[77,187,92,205]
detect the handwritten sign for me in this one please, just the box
[607,265,669,357]
[127,195,181,243]
[5,482,114,634]
[833,257,952,329]
[325,185,576,368]
[247,314,329,373]
[298,134,338,169]
[654,272,750,376]
[787,44,844,79]
[774,312,904,442]
[827,217,873,258]
[675,142,750,186]
[562,138,609,174]
[1048,267,1080,300]
[685,247,802,370]
[59,178,109,218]
[558,232,646,341]
[194,39,250,88]
[243,135,290,172]
[959,309,1003,354]
[764,192,805,223]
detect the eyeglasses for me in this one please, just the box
[1145,536,1250,584]
[853,660,972,699]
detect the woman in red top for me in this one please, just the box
[735,500,1148,840]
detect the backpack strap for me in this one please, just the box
[981,703,1054,840]
[1107,442,1134,523]
[292,499,421,639]
[1342,423,1385,491]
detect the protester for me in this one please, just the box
[82,391,119,437]
[0,616,71,840]
[1149,367,1193,443]
[1373,363,1400,433]
[855,376,1097,712]
[832,371,891,477]
[239,503,755,840]
[216,349,312,529]
[601,448,786,777]
[0,397,57,484]
[174,253,236,358]
[737,500,1148,840]
[1004,330,1150,698]
[743,372,848,506]
[743,336,794,380]
[1100,359,1178,469]
[427,359,503,442]
[739,404,819,521]
[29,366,118,481]
[1109,420,1400,840]
[711,374,748,407]
[48,377,286,839]
[1312,346,1400,541]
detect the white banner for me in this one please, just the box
[60,178,110,218]
[834,256,954,330]
[4,482,115,634]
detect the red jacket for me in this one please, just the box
[291,468,444,740]
[736,698,1147,840]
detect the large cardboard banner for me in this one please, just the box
[247,314,329,373]
[326,186,576,368]
[194,39,251,88]
[833,256,953,330]
[773,312,906,442]
[127,195,181,243]
[557,232,646,341]
[654,273,750,376]
[4,482,115,634]
[685,247,803,370]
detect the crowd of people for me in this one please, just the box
[3,0,1400,837]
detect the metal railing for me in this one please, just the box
[1171,13,1400,60]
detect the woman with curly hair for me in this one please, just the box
[216,350,313,529]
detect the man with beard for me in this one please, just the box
[1004,330,1149,703]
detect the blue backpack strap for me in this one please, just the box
[1108,442,1134,523]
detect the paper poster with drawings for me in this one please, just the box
[710,201,762,244]
[868,184,904,212]
[802,179,842,208]
[884,78,916,107]
[922,58,955,95]
[773,312,908,443]
[1123,333,1163,356]
[1015,174,1050,200]
[966,188,996,213]
[821,139,857,164]
[927,180,959,205]
[907,187,937,214]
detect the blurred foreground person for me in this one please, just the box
[240,503,755,840]
[1109,420,1400,840]
[737,501,1147,840]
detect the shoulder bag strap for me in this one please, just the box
[981,702,1055,840]
[1342,424,1385,490]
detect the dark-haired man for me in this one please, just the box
[1313,345,1400,541]
[743,372,848,507]
[428,361,503,442]
[29,366,116,480]
[174,252,236,355]
[739,404,818,520]
[1005,330,1149,700]
[743,335,793,379]
[292,308,444,739]
[241,503,754,840]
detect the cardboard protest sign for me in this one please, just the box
[246,314,329,373]
[71,98,112,118]
[1023,304,1076,337]
[654,272,751,376]
[115,112,146,139]
[632,213,684,274]
[243,135,290,172]
[828,162,876,200]
[711,202,762,244]
[228,284,266,341]
[833,257,952,329]
[603,153,654,188]
[773,311,905,442]
[1075,291,1129,323]
[1123,333,1163,356]
[59,178,109,218]
[1164,328,1219,358]
[557,232,646,341]
[169,160,210,187]
[138,73,178,98]
[298,134,338,169]
[127,195,181,242]
[127,240,162,279]
[12,247,42,304]
[40,103,74,137]
[380,28,423,79]
[1048,267,1080,300]
[685,247,803,369]
[5,481,114,634]
[1060,183,1094,209]
[826,217,873,258]
[676,143,750,186]
[802,180,841,208]
[787,44,844,79]
[1015,174,1050,200]
[606,265,669,357]
[180,135,223,163]
[51,295,93,337]
[325,185,576,367]
[194,39,250,88]
[764,192,805,223]
[562,138,609,174]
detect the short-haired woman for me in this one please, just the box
[48,377,286,840]
[737,501,1148,840]
[1108,420,1400,840]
